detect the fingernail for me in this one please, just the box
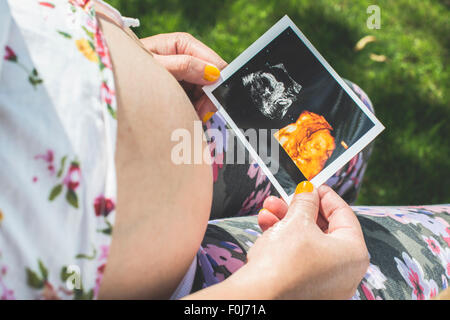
[258,208,266,214]
[202,111,215,123]
[295,181,314,194]
[204,65,220,82]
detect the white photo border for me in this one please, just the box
[203,15,385,204]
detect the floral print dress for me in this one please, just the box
[0,0,117,299]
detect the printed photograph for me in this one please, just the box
[206,20,383,197]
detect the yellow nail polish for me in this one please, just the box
[204,65,220,82]
[295,181,314,194]
[202,111,215,123]
[258,208,266,214]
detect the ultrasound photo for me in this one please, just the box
[242,63,302,120]
[203,16,384,201]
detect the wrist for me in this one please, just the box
[222,263,280,300]
[183,263,279,300]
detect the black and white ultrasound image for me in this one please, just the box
[242,63,302,120]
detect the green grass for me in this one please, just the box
[108,0,450,206]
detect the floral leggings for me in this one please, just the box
[191,81,450,300]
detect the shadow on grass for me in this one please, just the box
[358,88,450,205]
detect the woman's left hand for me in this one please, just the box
[141,32,227,122]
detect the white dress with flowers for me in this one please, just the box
[0,0,118,299]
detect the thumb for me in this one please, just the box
[285,181,320,225]
[153,53,221,85]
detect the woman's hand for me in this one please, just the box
[140,32,227,122]
[186,182,369,300]
[246,182,369,299]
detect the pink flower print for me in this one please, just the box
[47,156,80,208]
[94,195,115,217]
[204,244,244,274]
[93,263,106,298]
[100,80,116,118]
[84,245,109,299]
[41,282,60,300]
[0,288,14,300]
[69,0,90,9]
[98,245,110,261]
[63,162,81,191]
[422,237,449,279]
[4,46,17,62]
[100,81,114,106]
[429,279,439,299]
[35,149,55,175]
[247,161,267,188]
[97,264,106,274]
[395,252,431,300]
[360,282,382,300]
[4,45,43,88]
[35,149,54,162]
[437,221,450,247]
[38,2,55,8]
[238,182,271,216]
[443,248,450,278]
[445,236,450,248]
[409,272,425,300]
[422,236,442,256]
[95,27,112,70]
[0,264,15,300]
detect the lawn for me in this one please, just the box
[108,0,450,206]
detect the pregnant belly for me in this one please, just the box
[97,15,213,299]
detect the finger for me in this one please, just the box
[153,53,221,85]
[141,32,227,70]
[318,185,364,239]
[194,94,218,123]
[285,181,320,225]
[262,196,289,220]
[257,208,280,232]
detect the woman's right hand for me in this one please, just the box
[242,182,369,299]
[186,182,369,300]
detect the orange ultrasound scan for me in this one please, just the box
[274,111,335,180]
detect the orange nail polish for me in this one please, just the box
[204,65,220,82]
[295,181,314,194]
[202,111,215,123]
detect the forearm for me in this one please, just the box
[182,265,276,300]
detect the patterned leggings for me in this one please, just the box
[190,81,450,300]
